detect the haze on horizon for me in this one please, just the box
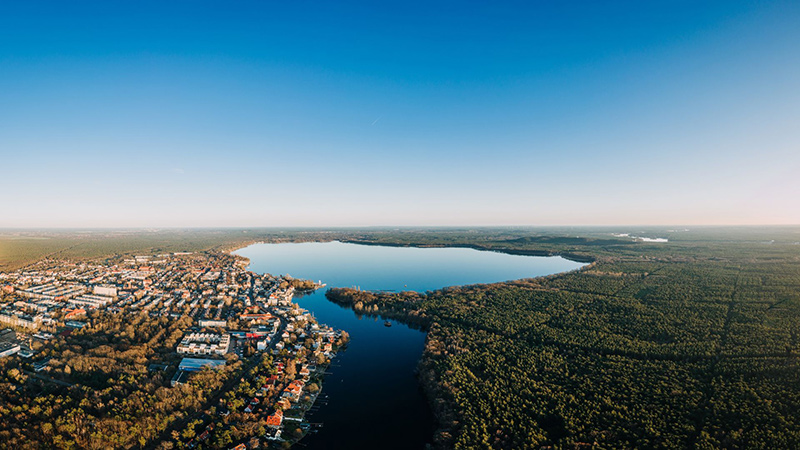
[1,1,799,228]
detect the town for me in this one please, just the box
[0,250,347,449]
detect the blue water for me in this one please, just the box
[235,241,586,449]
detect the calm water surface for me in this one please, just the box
[235,241,586,450]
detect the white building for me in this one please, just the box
[0,342,21,358]
[176,332,231,356]
[0,311,42,329]
[69,294,114,309]
[93,285,118,297]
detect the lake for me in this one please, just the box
[235,241,586,449]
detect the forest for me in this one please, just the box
[326,227,800,449]
[0,311,241,449]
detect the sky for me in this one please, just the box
[1,0,799,227]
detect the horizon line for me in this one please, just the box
[2,224,800,231]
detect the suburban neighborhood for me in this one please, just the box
[0,250,347,449]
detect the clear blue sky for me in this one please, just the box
[1,1,798,227]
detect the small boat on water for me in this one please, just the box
[384,321,392,327]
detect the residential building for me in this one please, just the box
[93,285,118,297]
[0,342,21,358]
[176,332,231,356]
[0,311,42,329]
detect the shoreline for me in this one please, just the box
[233,240,589,449]
[227,237,596,265]
[339,238,596,263]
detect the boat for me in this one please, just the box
[384,321,392,327]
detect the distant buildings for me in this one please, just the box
[0,329,16,343]
[13,300,49,313]
[64,309,86,320]
[0,311,42,329]
[33,358,51,372]
[176,332,231,356]
[32,332,54,341]
[93,285,118,297]
[173,357,228,386]
[0,328,20,357]
[0,342,21,358]
[69,294,114,309]
[0,246,344,447]
[170,370,192,387]
[266,410,283,428]
[178,357,227,372]
[19,283,85,301]
[240,313,272,322]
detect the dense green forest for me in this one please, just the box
[326,227,800,449]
